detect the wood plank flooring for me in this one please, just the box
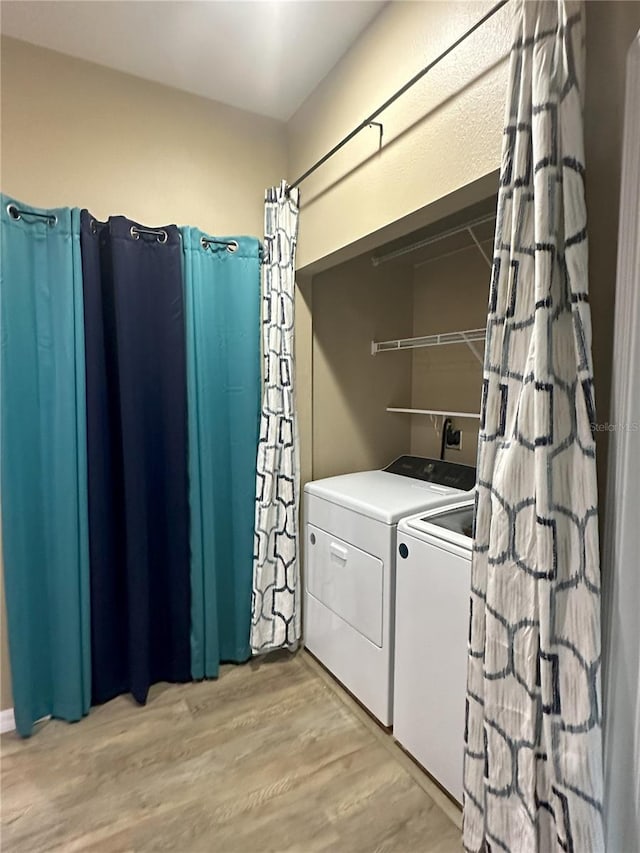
[1,651,462,853]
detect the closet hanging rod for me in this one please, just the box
[6,203,57,227]
[287,0,510,194]
[371,212,496,267]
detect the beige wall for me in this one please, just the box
[0,36,288,712]
[0,36,286,235]
[584,3,640,503]
[312,253,413,480]
[296,277,314,492]
[310,209,492,481]
[291,0,511,497]
[410,238,493,467]
[289,0,512,271]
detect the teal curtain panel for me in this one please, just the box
[0,196,90,737]
[1,198,263,736]
[183,230,261,679]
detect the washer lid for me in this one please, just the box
[304,470,472,524]
[400,498,475,549]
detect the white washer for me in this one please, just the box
[304,456,475,726]
[394,498,475,803]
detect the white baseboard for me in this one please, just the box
[0,707,15,734]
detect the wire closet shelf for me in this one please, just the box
[374,329,486,419]
[371,327,486,360]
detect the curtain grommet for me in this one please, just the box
[6,204,56,227]
[130,225,168,243]
[226,240,239,254]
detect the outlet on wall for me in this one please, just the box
[445,424,462,451]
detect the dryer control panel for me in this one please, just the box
[383,455,476,491]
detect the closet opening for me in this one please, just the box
[303,190,498,483]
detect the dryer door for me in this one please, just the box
[306,524,384,647]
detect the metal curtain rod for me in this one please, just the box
[288,0,510,193]
[6,203,57,227]
[130,225,168,243]
[11,207,253,257]
[200,236,239,253]
[95,221,250,256]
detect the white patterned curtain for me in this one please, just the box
[464,3,604,851]
[250,181,301,654]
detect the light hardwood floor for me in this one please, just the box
[1,651,462,853]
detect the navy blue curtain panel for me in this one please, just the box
[80,212,191,705]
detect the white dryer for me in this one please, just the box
[303,456,475,726]
[394,498,475,803]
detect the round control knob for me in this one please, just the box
[398,543,409,559]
